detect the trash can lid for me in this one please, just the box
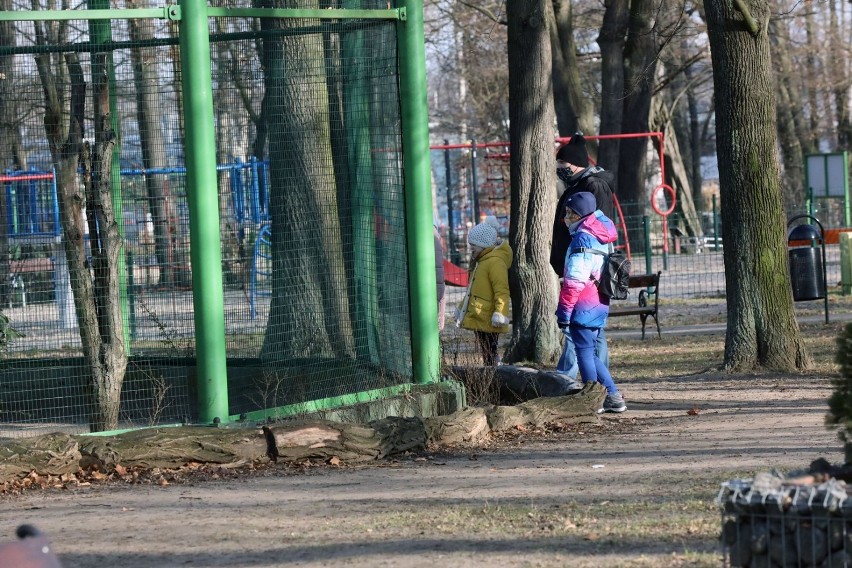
[788,224,822,242]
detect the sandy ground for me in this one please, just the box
[0,361,843,568]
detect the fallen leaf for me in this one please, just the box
[328,456,341,466]
[687,405,701,416]
[114,464,127,477]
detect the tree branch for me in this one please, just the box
[732,0,760,36]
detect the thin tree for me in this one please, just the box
[769,16,806,212]
[127,2,188,288]
[0,0,16,308]
[33,7,129,430]
[704,0,812,371]
[504,0,561,364]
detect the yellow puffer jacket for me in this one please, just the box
[458,240,513,333]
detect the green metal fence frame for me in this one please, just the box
[0,0,438,427]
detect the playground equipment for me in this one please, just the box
[3,158,274,323]
[433,132,679,282]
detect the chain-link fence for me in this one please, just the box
[0,1,426,438]
[432,142,843,300]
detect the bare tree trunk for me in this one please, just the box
[547,0,593,137]
[168,19,185,157]
[258,0,354,361]
[705,0,812,372]
[128,10,188,287]
[35,16,129,430]
[803,12,821,153]
[0,1,15,308]
[504,0,561,365]
[768,17,805,213]
[616,0,658,239]
[650,96,702,238]
[829,1,851,152]
[596,0,629,173]
[684,64,704,214]
[87,49,128,430]
[210,19,245,288]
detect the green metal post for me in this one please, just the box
[180,0,229,423]
[397,0,439,384]
[643,215,652,275]
[88,0,129,350]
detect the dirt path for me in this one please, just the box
[0,367,842,568]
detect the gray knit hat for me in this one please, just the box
[467,222,498,248]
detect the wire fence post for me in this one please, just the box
[398,0,439,384]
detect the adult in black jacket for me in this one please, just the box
[550,134,616,277]
[547,134,616,395]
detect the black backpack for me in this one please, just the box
[574,248,630,300]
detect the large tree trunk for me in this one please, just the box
[128,10,189,288]
[547,0,593,137]
[616,0,659,242]
[596,0,630,173]
[704,0,812,372]
[504,0,561,365]
[258,0,354,361]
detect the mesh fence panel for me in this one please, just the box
[433,144,844,300]
[0,5,413,437]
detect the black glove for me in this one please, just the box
[557,321,569,330]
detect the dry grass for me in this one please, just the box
[432,296,850,567]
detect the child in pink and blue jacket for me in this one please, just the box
[555,191,627,413]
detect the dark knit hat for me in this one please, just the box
[566,191,596,218]
[555,134,589,167]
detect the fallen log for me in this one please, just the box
[0,382,606,483]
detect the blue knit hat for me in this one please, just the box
[566,191,596,218]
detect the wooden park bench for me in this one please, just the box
[608,271,662,339]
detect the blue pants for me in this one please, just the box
[569,326,618,395]
[556,327,608,380]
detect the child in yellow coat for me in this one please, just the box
[455,219,513,366]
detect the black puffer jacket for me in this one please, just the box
[550,167,616,277]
